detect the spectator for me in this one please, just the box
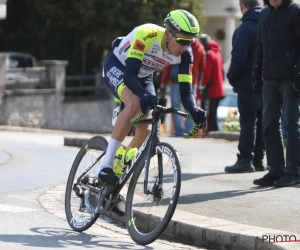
[198,34,225,133]
[252,0,300,187]
[161,39,205,136]
[154,69,167,125]
[225,0,265,173]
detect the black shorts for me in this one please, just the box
[102,53,156,101]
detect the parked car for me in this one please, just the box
[3,52,38,80]
[217,89,239,131]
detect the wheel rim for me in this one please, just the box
[127,143,181,241]
[66,137,107,231]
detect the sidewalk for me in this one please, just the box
[64,133,299,250]
[1,126,299,250]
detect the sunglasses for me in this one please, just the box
[173,34,195,47]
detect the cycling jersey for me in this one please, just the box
[113,23,194,81]
[103,23,198,115]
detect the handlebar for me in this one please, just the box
[130,105,206,138]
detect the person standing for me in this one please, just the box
[225,0,265,173]
[198,34,225,133]
[252,0,300,187]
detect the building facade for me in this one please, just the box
[202,0,300,68]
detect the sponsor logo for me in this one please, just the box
[170,18,181,31]
[141,64,160,71]
[133,39,146,52]
[130,51,143,58]
[155,145,177,201]
[153,56,169,65]
[142,56,169,69]
[109,66,123,78]
[106,66,123,87]
[119,41,130,55]
[143,32,157,41]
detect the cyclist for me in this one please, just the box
[97,9,206,184]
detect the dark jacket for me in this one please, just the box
[253,0,300,83]
[227,6,263,94]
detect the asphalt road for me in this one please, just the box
[0,129,209,250]
[1,127,300,250]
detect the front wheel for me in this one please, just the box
[125,142,181,245]
[65,135,108,232]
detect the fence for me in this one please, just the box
[0,53,111,101]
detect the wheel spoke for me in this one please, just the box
[125,142,181,245]
[65,136,108,232]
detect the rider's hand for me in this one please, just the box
[140,93,158,115]
[191,108,206,125]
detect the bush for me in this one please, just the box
[221,108,240,132]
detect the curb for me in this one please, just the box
[64,137,89,148]
[208,131,239,141]
[105,209,297,250]
[63,132,240,149]
[63,136,297,250]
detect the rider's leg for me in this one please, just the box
[126,80,154,148]
[96,87,141,178]
[126,116,151,149]
[98,59,155,183]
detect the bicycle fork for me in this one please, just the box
[143,120,161,195]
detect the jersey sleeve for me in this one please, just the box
[127,26,152,61]
[178,48,199,115]
[178,48,193,84]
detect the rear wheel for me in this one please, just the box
[125,142,181,245]
[65,135,108,232]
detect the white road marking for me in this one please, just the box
[0,204,39,212]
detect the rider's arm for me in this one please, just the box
[124,58,149,97]
[123,29,151,98]
[178,49,199,114]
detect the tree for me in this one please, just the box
[0,0,205,76]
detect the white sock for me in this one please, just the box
[95,138,121,176]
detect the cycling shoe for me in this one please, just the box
[98,167,119,184]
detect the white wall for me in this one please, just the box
[201,0,280,76]
[202,0,300,61]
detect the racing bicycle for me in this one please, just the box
[65,105,205,245]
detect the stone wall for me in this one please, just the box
[0,90,115,133]
[0,53,115,133]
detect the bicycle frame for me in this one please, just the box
[111,112,161,200]
[113,105,205,198]
[80,105,204,212]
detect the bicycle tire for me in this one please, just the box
[65,135,108,232]
[125,142,181,245]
